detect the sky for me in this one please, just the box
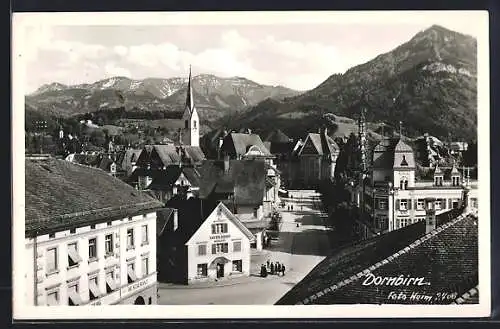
[16,12,486,93]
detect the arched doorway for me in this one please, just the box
[134,296,146,305]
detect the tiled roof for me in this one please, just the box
[117,149,142,172]
[221,133,272,157]
[277,209,476,305]
[68,153,101,167]
[25,158,163,236]
[183,146,207,163]
[199,159,266,205]
[394,139,413,152]
[98,157,115,171]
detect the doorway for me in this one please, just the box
[216,263,224,278]
[134,296,145,305]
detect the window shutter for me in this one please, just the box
[408,199,412,210]
[448,199,452,209]
[395,200,400,210]
[211,244,216,254]
[211,225,215,234]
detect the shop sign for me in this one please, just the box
[210,234,230,240]
[121,278,149,298]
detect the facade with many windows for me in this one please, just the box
[24,157,163,306]
[351,138,478,235]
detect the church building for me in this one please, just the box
[182,66,200,148]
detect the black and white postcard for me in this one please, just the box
[12,11,490,319]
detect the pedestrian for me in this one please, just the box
[275,262,280,276]
[291,205,294,211]
[282,264,286,276]
[277,263,282,276]
[266,259,270,270]
[260,264,267,278]
[270,262,274,275]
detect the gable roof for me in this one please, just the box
[98,157,115,171]
[186,202,255,245]
[221,133,272,158]
[276,208,474,305]
[299,132,339,156]
[199,159,266,205]
[117,148,142,172]
[25,158,163,237]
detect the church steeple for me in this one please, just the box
[185,65,194,114]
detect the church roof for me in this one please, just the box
[185,66,195,115]
[394,139,413,152]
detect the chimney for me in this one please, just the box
[173,209,178,232]
[424,197,437,233]
[224,155,230,173]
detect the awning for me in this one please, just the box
[68,290,83,306]
[68,247,82,264]
[209,256,231,269]
[106,276,117,292]
[89,281,101,299]
[128,267,138,282]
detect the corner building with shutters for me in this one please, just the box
[24,156,163,306]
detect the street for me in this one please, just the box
[158,190,333,305]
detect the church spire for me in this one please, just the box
[185,65,194,114]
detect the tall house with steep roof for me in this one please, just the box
[182,66,200,147]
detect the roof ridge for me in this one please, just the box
[299,211,469,305]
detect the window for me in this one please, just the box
[253,208,258,218]
[399,218,410,228]
[89,276,100,301]
[105,234,113,255]
[127,262,137,283]
[67,243,82,267]
[233,241,242,252]
[399,177,408,190]
[400,155,408,166]
[198,244,207,256]
[105,270,116,293]
[211,243,229,254]
[46,247,58,273]
[107,221,112,227]
[127,228,134,249]
[88,238,97,260]
[378,199,387,210]
[90,224,96,229]
[46,290,59,306]
[399,200,408,211]
[193,120,197,129]
[68,283,82,306]
[435,200,442,210]
[184,120,188,129]
[417,199,425,210]
[148,297,152,304]
[434,176,443,186]
[452,176,460,186]
[197,264,208,277]
[141,225,148,245]
[49,233,55,239]
[232,260,242,272]
[141,257,149,277]
[211,223,228,234]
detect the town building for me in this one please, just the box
[199,159,271,250]
[264,129,296,189]
[157,199,254,284]
[350,136,478,235]
[293,129,340,189]
[25,156,163,306]
[115,148,142,179]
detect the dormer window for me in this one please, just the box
[400,155,408,166]
[452,176,460,186]
[434,176,443,186]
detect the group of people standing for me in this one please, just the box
[260,259,286,277]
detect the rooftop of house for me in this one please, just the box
[265,129,292,144]
[25,157,163,237]
[132,165,202,190]
[116,148,142,170]
[199,159,266,206]
[298,132,339,156]
[276,208,473,305]
[221,133,272,158]
[137,144,206,168]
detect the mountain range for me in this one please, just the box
[222,25,477,141]
[26,74,301,121]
